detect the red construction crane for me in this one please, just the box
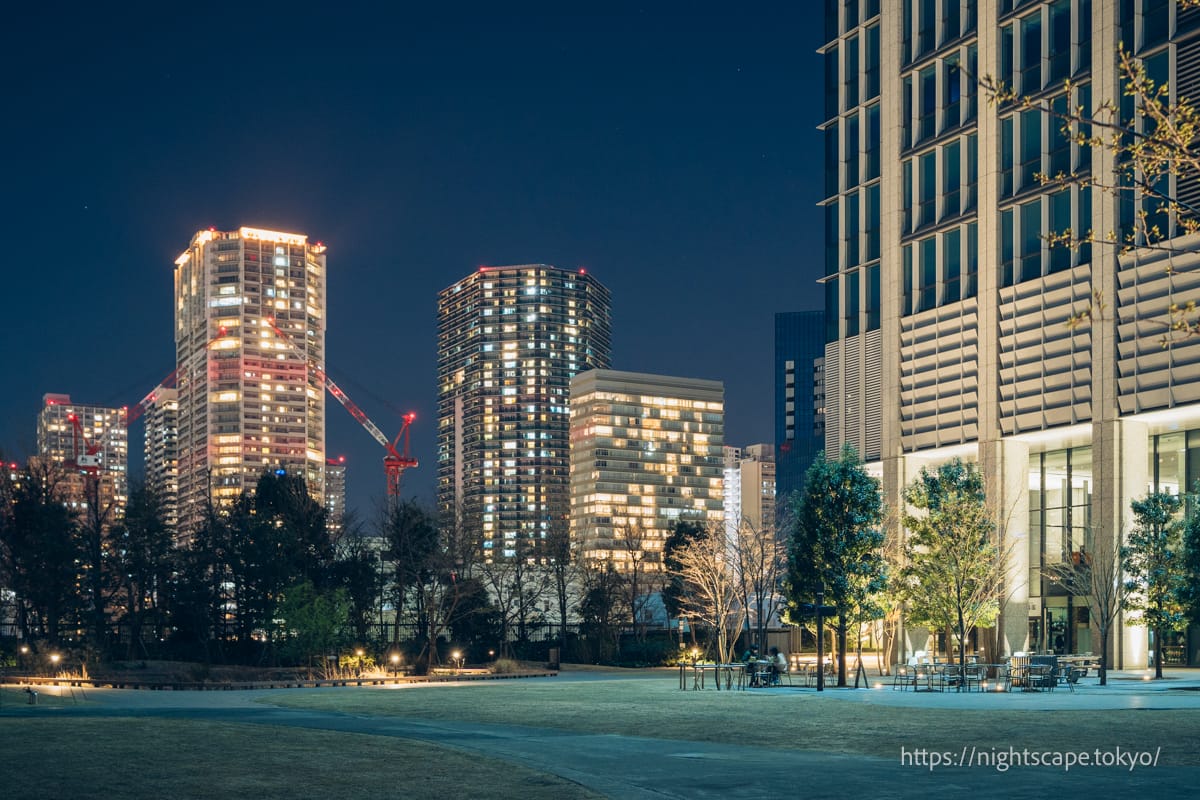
[122,369,178,428]
[267,318,418,497]
[66,412,104,475]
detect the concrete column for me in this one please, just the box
[980,437,1031,658]
[1092,418,1149,669]
[1089,3,1149,670]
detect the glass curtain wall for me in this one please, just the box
[1028,446,1092,655]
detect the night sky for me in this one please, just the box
[1,3,824,520]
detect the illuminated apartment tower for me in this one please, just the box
[325,456,347,535]
[174,227,327,534]
[570,370,724,571]
[143,387,180,531]
[723,444,776,539]
[37,393,128,516]
[824,1,1200,666]
[438,264,612,560]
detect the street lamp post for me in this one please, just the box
[816,590,825,692]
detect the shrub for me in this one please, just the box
[490,658,521,674]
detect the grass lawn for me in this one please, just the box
[268,673,1200,766]
[0,717,602,800]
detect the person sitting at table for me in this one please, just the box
[742,644,760,684]
[768,646,788,685]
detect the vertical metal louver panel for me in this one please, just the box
[864,329,883,460]
[825,342,841,456]
[844,335,863,455]
[1177,36,1200,219]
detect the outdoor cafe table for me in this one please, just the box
[679,662,745,690]
[1009,662,1053,691]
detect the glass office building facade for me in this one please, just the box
[823,0,1200,667]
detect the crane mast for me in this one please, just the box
[267,318,417,497]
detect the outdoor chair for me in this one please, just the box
[891,664,912,691]
[962,664,984,692]
[772,661,793,686]
[1055,665,1082,693]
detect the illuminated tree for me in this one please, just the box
[785,444,886,687]
[1123,492,1187,679]
[899,459,1005,677]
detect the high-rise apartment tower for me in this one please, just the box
[37,393,128,517]
[174,227,326,534]
[438,264,611,560]
[143,387,180,531]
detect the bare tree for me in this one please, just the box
[1044,525,1127,685]
[673,523,745,664]
[732,515,786,654]
[476,537,552,657]
[615,519,660,642]
[544,518,582,653]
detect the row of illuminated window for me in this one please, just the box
[999,186,1091,288]
[901,222,979,316]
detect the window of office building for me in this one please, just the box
[1029,446,1092,579]
[1149,429,1200,496]
[845,268,861,337]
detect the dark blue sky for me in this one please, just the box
[0,3,824,520]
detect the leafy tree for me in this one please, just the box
[898,459,1004,677]
[332,538,385,646]
[111,484,176,658]
[170,505,232,662]
[1123,492,1187,679]
[0,461,82,644]
[221,472,333,659]
[447,575,501,660]
[661,518,706,642]
[785,444,886,687]
[1181,493,1200,632]
[576,557,628,663]
[77,473,121,656]
[384,499,440,642]
[274,579,351,670]
[384,500,465,673]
